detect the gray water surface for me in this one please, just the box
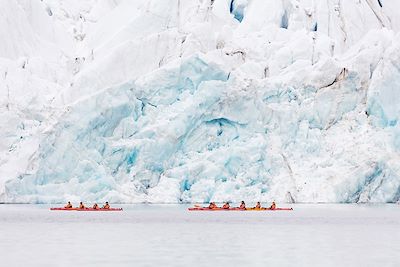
[0,204,399,267]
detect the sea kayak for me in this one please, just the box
[246,207,293,211]
[50,208,123,211]
[188,207,293,211]
[188,207,243,211]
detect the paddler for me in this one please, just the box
[102,202,110,209]
[208,202,217,209]
[255,202,261,209]
[64,201,73,208]
[239,201,246,209]
[222,202,230,209]
[79,202,85,209]
[269,201,276,210]
[93,203,99,210]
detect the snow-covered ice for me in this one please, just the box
[1,0,400,203]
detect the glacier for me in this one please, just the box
[1,0,400,203]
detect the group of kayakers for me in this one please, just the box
[64,201,110,209]
[65,201,277,210]
[208,201,276,210]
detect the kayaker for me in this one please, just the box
[93,203,99,209]
[64,201,73,208]
[208,202,217,209]
[222,202,230,209]
[255,202,261,209]
[102,202,110,209]
[239,201,246,209]
[270,201,276,210]
[79,202,85,209]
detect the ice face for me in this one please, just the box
[1,0,400,203]
[4,55,230,203]
[367,34,400,128]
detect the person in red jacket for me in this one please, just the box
[222,202,230,209]
[208,202,218,209]
[102,202,110,209]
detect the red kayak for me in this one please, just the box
[188,207,293,211]
[50,208,123,211]
[246,207,293,211]
[188,207,240,211]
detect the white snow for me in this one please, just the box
[1,0,400,203]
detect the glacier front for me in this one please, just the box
[1,0,400,203]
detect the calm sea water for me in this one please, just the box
[0,204,399,267]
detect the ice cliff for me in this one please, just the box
[1,0,400,203]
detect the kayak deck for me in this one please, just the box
[246,208,293,211]
[188,207,293,211]
[50,208,123,211]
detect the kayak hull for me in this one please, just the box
[188,207,293,211]
[188,207,242,211]
[50,208,123,211]
[246,208,293,211]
